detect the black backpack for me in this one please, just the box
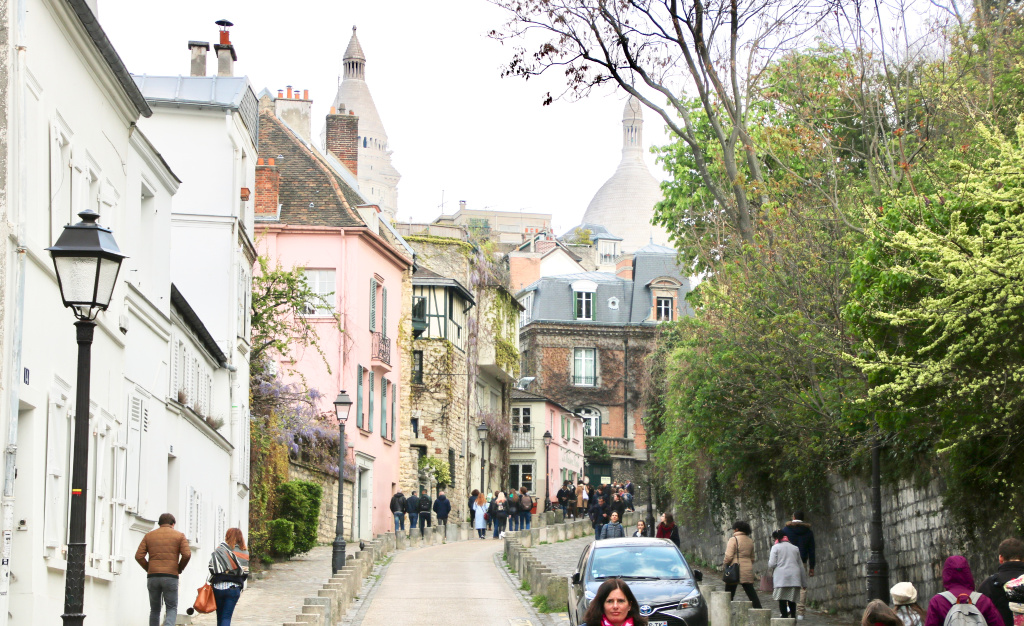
[419,496,431,513]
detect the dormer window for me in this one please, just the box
[649,276,683,323]
[656,297,674,321]
[574,291,593,320]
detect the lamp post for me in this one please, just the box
[866,436,890,602]
[477,421,489,493]
[46,209,126,626]
[332,391,353,574]
[542,430,552,509]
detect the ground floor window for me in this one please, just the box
[509,463,534,494]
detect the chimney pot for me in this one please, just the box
[303,89,308,100]
[286,86,293,98]
[277,89,284,98]
[257,157,264,165]
[330,106,337,114]
[459,200,467,212]
[268,158,275,166]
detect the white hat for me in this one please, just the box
[891,582,918,606]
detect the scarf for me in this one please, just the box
[602,616,634,626]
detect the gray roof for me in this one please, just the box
[561,222,624,242]
[132,75,259,148]
[412,266,475,304]
[517,251,691,326]
[510,389,575,414]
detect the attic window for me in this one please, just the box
[608,297,619,310]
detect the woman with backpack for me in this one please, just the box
[208,527,249,625]
[508,490,520,531]
[518,486,533,530]
[926,556,1003,626]
[599,511,627,540]
[492,492,510,538]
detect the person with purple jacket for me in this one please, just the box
[925,556,1003,626]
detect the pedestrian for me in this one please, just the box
[863,599,903,626]
[590,495,609,539]
[600,511,627,540]
[610,492,627,522]
[656,512,680,548]
[625,479,635,498]
[390,490,407,531]
[418,488,432,537]
[781,511,816,620]
[558,481,573,518]
[768,529,806,619]
[468,489,479,523]
[433,490,451,526]
[208,527,249,626]
[981,538,1024,626]
[633,519,650,538]
[568,482,578,520]
[519,486,534,530]
[925,555,1003,626]
[578,481,589,519]
[135,512,191,626]
[472,492,488,539]
[891,582,927,626]
[406,489,420,532]
[724,520,763,608]
[508,488,520,531]
[581,577,649,626]
[492,491,510,538]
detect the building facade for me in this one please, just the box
[434,202,553,246]
[509,389,584,507]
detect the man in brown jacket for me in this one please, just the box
[135,513,191,626]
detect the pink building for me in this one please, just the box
[256,93,412,539]
[510,389,585,507]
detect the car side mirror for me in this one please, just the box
[572,572,581,585]
[694,569,703,582]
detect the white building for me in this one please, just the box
[0,4,249,623]
[326,27,401,218]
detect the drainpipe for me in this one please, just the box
[0,0,31,621]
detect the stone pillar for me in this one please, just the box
[771,619,797,626]
[749,608,772,626]
[732,600,753,626]
[710,591,732,626]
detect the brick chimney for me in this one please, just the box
[188,41,209,76]
[214,19,236,77]
[255,158,280,220]
[325,107,359,175]
[275,86,313,143]
[616,255,634,280]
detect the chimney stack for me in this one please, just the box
[188,41,209,76]
[214,19,236,77]
[325,107,359,175]
[255,158,281,220]
[459,200,467,213]
[274,87,313,143]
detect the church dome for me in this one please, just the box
[581,96,670,253]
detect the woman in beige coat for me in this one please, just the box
[724,520,763,608]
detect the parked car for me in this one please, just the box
[568,537,706,626]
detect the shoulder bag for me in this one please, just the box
[190,578,216,615]
[723,537,741,584]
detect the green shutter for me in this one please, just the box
[368,372,375,432]
[356,365,364,429]
[391,386,396,441]
[381,379,387,436]
[370,279,377,332]
[382,286,388,338]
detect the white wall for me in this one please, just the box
[540,250,585,277]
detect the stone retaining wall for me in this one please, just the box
[288,461,355,544]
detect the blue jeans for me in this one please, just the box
[394,512,405,530]
[520,511,532,530]
[508,513,519,531]
[493,516,506,538]
[147,576,178,626]
[213,586,241,625]
[408,512,419,530]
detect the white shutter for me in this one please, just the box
[171,340,179,398]
[125,396,143,511]
[196,491,203,546]
[187,486,196,542]
[44,396,69,548]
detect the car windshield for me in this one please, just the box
[590,545,692,581]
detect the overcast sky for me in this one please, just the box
[97,0,673,234]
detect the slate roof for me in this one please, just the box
[412,266,475,304]
[517,248,691,326]
[561,222,624,242]
[258,109,365,227]
[133,75,258,148]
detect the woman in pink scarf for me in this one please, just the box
[581,578,649,626]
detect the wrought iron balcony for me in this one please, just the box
[372,331,391,367]
[512,430,533,450]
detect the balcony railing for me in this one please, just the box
[372,331,391,366]
[602,437,634,457]
[512,430,533,450]
[573,374,596,386]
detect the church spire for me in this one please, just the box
[622,95,644,155]
[343,26,366,81]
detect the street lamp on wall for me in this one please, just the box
[477,421,489,493]
[542,430,553,510]
[47,209,126,626]
[332,391,353,574]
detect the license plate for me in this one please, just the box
[649,622,668,626]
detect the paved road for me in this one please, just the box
[352,538,537,626]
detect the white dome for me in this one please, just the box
[581,96,670,253]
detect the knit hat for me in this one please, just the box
[891,582,918,606]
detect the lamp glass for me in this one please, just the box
[333,391,353,422]
[477,421,489,443]
[543,430,553,446]
[53,255,102,305]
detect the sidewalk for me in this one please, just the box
[187,544,362,625]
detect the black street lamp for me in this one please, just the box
[866,437,890,602]
[46,209,126,626]
[332,391,353,574]
[542,430,553,508]
[477,421,489,493]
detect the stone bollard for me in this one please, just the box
[546,574,570,606]
[555,510,565,523]
[731,600,753,626]
[539,527,550,544]
[305,597,332,625]
[749,608,772,626]
[771,619,797,626]
[460,522,471,541]
[530,528,540,546]
[709,591,732,626]
[532,566,552,596]
[446,522,460,543]
[556,524,567,542]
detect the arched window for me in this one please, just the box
[577,407,601,437]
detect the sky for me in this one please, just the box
[96,0,673,235]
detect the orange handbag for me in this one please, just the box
[191,581,217,614]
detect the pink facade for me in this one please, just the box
[259,224,410,539]
[511,389,584,506]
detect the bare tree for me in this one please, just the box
[489,0,827,243]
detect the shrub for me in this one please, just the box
[267,518,294,556]
[276,480,322,555]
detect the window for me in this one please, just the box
[412,351,424,384]
[521,349,532,377]
[238,263,252,340]
[574,291,593,320]
[608,297,619,310]
[475,383,486,413]
[511,407,531,448]
[573,348,596,386]
[509,463,534,493]
[519,293,533,327]
[356,365,364,429]
[302,269,336,315]
[657,297,674,321]
[490,391,500,414]
[578,407,601,437]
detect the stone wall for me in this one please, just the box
[674,475,972,615]
[288,461,355,544]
